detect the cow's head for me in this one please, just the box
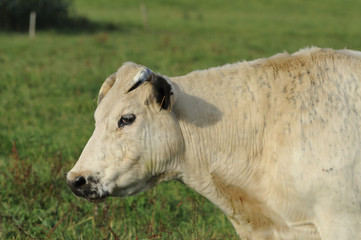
[66,62,184,202]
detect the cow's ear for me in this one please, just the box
[98,72,116,105]
[151,75,175,111]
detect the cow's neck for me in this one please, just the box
[169,65,283,237]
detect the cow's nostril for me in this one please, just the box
[74,176,86,188]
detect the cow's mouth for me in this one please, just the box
[72,190,109,203]
[82,187,109,203]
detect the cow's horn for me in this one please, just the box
[126,68,153,93]
[97,72,116,105]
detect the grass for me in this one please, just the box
[1,0,361,239]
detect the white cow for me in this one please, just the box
[67,47,361,240]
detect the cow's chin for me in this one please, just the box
[86,196,108,203]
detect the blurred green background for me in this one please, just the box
[1,0,361,239]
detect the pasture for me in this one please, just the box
[1,0,361,239]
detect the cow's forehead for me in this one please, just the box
[94,63,148,121]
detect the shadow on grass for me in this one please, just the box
[56,16,141,34]
[0,15,141,34]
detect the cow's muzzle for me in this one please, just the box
[66,175,107,203]
[67,176,87,197]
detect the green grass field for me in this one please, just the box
[1,0,361,239]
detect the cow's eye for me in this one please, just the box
[118,114,136,128]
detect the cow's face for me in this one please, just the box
[66,63,183,202]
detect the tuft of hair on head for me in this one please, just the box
[126,68,153,94]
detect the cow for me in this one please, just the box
[66,47,361,240]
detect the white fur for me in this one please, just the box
[68,48,361,239]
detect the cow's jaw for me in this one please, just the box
[110,174,160,197]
